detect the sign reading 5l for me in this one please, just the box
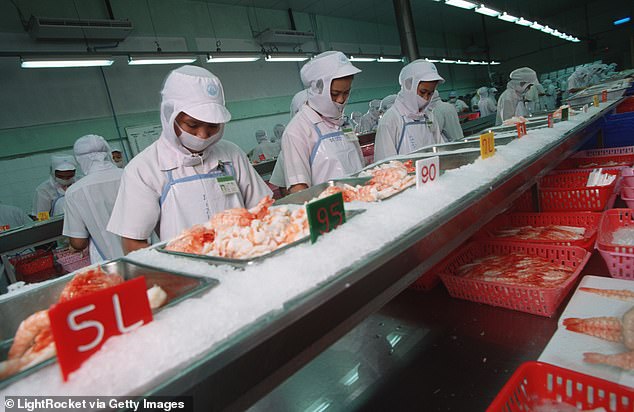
[49,277,152,380]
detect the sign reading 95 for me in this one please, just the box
[306,192,347,243]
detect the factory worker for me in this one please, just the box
[110,144,126,168]
[495,67,539,125]
[477,87,497,117]
[249,130,279,163]
[470,92,479,112]
[429,90,464,142]
[542,79,557,111]
[108,65,272,253]
[568,67,591,93]
[448,91,469,113]
[271,123,284,153]
[63,134,124,264]
[374,59,445,160]
[32,154,77,217]
[379,94,397,116]
[525,82,544,114]
[0,203,31,231]
[349,111,363,132]
[282,51,363,193]
[357,99,381,133]
[290,89,309,120]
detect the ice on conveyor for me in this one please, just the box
[612,227,634,246]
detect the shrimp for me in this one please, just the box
[579,287,634,302]
[165,224,215,254]
[210,196,273,229]
[8,310,52,360]
[563,307,634,349]
[583,351,634,370]
[58,267,123,303]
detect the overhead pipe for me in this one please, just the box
[392,0,419,62]
[288,8,296,30]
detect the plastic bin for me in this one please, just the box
[9,250,54,277]
[487,361,634,412]
[556,154,634,170]
[616,96,634,113]
[538,170,619,212]
[509,189,535,212]
[53,248,91,273]
[595,208,634,279]
[477,212,601,251]
[438,241,590,317]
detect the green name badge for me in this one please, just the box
[306,192,346,243]
[217,176,239,195]
[561,107,569,121]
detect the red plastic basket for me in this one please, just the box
[595,209,634,279]
[487,361,634,412]
[53,248,91,273]
[538,170,619,212]
[477,212,601,251]
[572,145,634,159]
[509,189,535,212]
[557,154,634,170]
[616,96,634,113]
[438,241,590,317]
[9,250,54,276]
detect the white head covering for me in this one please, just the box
[290,89,309,117]
[301,51,361,122]
[73,134,116,175]
[272,124,285,142]
[380,94,397,112]
[51,154,76,175]
[429,90,442,108]
[477,87,489,98]
[350,111,363,124]
[255,130,268,144]
[160,65,231,158]
[508,67,539,93]
[110,143,122,153]
[396,59,445,117]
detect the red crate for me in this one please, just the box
[539,170,619,212]
[477,212,601,251]
[595,208,634,279]
[488,361,634,412]
[438,241,590,317]
[557,154,634,170]
[572,145,634,159]
[616,96,634,113]
[509,189,535,212]
[9,250,54,276]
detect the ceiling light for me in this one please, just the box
[613,17,631,26]
[348,55,377,62]
[444,0,477,10]
[530,22,544,30]
[515,18,532,26]
[468,60,480,65]
[552,30,562,37]
[128,55,197,65]
[498,12,518,22]
[439,58,456,64]
[455,60,468,64]
[21,56,114,68]
[264,52,309,62]
[572,37,581,42]
[377,56,403,62]
[206,52,261,63]
[541,26,554,34]
[475,5,500,17]
[425,58,440,63]
[490,61,501,65]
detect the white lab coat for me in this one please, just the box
[478,96,497,117]
[543,84,557,110]
[108,138,272,242]
[32,177,69,216]
[63,165,125,264]
[452,99,469,113]
[250,141,280,163]
[357,112,379,134]
[0,204,31,230]
[495,88,527,125]
[269,151,286,188]
[282,104,364,187]
[374,101,445,161]
[431,101,464,142]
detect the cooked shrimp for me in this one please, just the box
[563,317,623,343]
[8,310,52,360]
[58,267,124,302]
[165,224,215,254]
[584,351,634,370]
[579,287,634,302]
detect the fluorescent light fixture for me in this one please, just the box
[475,5,500,17]
[468,60,480,65]
[206,52,261,63]
[21,56,114,68]
[516,17,532,26]
[128,55,197,65]
[348,54,376,62]
[455,60,468,64]
[480,60,489,65]
[572,37,581,42]
[614,17,631,26]
[439,58,456,64]
[490,61,501,65]
[444,0,477,10]
[377,56,403,62]
[264,52,309,62]
[530,22,544,30]
[425,58,440,63]
[552,30,562,37]
[498,12,518,22]
[541,25,554,34]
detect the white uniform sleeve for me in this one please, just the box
[32,186,51,215]
[107,165,161,240]
[268,152,286,188]
[373,114,400,161]
[232,148,273,209]
[443,109,464,142]
[62,190,89,239]
[282,128,312,187]
[496,91,516,125]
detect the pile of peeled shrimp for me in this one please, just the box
[491,225,586,242]
[165,196,309,259]
[317,160,416,203]
[0,268,167,380]
[564,287,634,371]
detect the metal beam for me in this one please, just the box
[392,0,419,62]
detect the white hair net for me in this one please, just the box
[255,130,268,144]
[73,134,113,175]
[396,59,445,116]
[380,94,397,112]
[477,87,489,98]
[272,124,285,142]
[290,89,309,117]
[50,154,76,175]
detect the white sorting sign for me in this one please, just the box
[125,124,162,156]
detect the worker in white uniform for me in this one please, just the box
[477,87,497,117]
[282,51,364,193]
[108,65,272,253]
[379,94,397,116]
[32,154,77,217]
[374,59,446,161]
[63,134,124,264]
[357,99,381,133]
[0,204,31,231]
[568,67,591,94]
[541,79,557,110]
[110,144,126,168]
[249,130,279,163]
[488,87,498,105]
[495,67,540,125]
[524,82,544,114]
[448,91,469,113]
[470,92,479,112]
[271,124,284,154]
[429,90,464,142]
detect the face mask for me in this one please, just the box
[333,102,346,118]
[176,122,223,152]
[417,95,430,111]
[114,160,125,168]
[55,177,74,186]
